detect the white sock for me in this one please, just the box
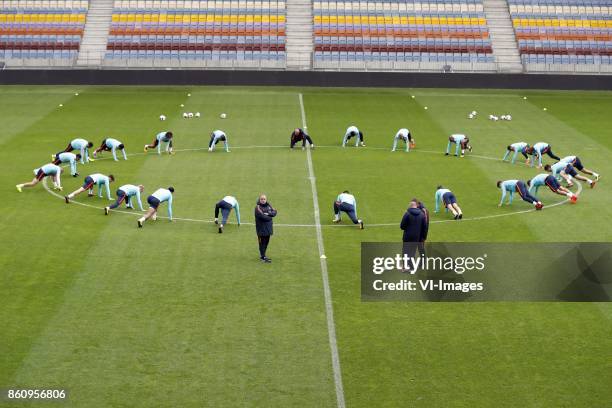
[566,192,572,197]
[138,217,145,222]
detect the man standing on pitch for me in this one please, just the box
[255,194,277,263]
[400,199,429,272]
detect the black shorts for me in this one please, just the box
[564,165,578,177]
[147,195,161,209]
[82,176,94,189]
[572,157,583,171]
[545,175,561,191]
[442,192,457,205]
[35,169,46,181]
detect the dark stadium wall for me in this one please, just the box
[1,70,611,90]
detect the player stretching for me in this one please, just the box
[144,131,173,155]
[333,191,364,229]
[545,163,596,189]
[342,126,365,147]
[62,138,94,164]
[104,184,145,215]
[392,128,415,152]
[64,173,115,203]
[16,164,63,192]
[502,142,530,164]
[497,180,543,209]
[93,138,127,161]
[445,134,472,157]
[52,152,81,176]
[138,187,174,228]
[526,142,560,168]
[434,185,463,220]
[559,156,600,181]
[528,174,577,203]
[290,128,314,149]
[208,130,230,152]
[214,195,241,233]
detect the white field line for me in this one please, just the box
[42,145,578,227]
[300,93,346,408]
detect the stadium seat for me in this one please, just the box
[0,0,87,64]
[312,0,493,63]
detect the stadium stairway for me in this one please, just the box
[482,0,524,73]
[76,0,114,66]
[285,0,314,70]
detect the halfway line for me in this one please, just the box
[300,92,346,408]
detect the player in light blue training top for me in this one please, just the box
[208,130,230,152]
[445,134,472,157]
[333,190,364,229]
[502,142,530,164]
[138,187,174,227]
[214,195,241,233]
[65,173,115,203]
[52,152,81,176]
[145,131,173,155]
[16,163,63,192]
[526,142,561,168]
[62,138,94,164]
[544,163,596,189]
[93,138,127,161]
[557,155,600,181]
[528,173,577,202]
[105,184,145,215]
[392,128,415,152]
[497,179,543,209]
[434,185,463,220]
[342,126,365,147]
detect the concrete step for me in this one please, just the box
[76,0,114,65]
[482,0,523,71]
[285,0,314,69]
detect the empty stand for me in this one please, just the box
[509,0,612,73]
[0,0,88,67]
[104,0,287,68]
[312,0,497,72]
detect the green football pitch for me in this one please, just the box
[1,86,611,407]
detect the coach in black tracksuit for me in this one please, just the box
[255,194,277,263]
[400,199,429,271]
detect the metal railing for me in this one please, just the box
[523,63,612,75]
[2,50,612,75]
[312,59,501,73]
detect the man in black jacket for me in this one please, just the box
[400,199,429,272]
[255,194,277,263]
[290,128,315,149]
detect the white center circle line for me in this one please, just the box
[42,145,581,228]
